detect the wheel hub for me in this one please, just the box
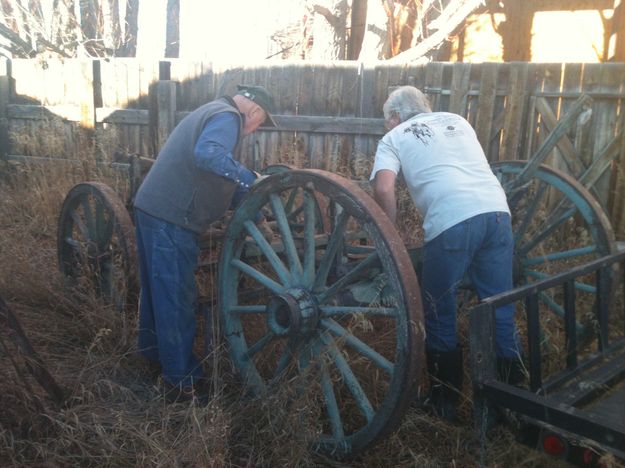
[266,288,319,337]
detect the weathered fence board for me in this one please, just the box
[1,58,624,237]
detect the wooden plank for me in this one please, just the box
[11,59,43,104]
[424,62,444,111]
[578,63,608,206]
[112,59,130,108]
[516,94,593,185]
[8,103,149,127]
[489,64,509,162]
[579,63,603,166]
[325,65,343,171]
[474,62,499,157]
[41,59,65,106]
[7,103,81,121]
[96,107,149,125]
[465,63,483,127]
[524,64,556,161]
[297,62,315,116]
[262,115,386,135]
[0,58,11,159]
[560,63,587,172]
[143,60,161,109]
[277,63,298,115]
[338,63,360,117]
[358,63,376,118]
[591,63,625,207]
[437,63,454,112]
[311,63,329,116]
[325,63,343,117]
[534,97,585,177]
[173,59,193,110]
[611,128,625,238]
[387,62,407,96]
[579,131,622,190]
[449,62,471,116]
[309,63,328,169]
[501,62,529,161]
[154,81,176,152]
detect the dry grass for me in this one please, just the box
[0,159,587,468]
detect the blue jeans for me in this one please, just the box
[134,209,204,387]
[422,212,520,358]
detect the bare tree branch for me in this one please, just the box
[311,4,342,28]
[0,22,35,56]
[387,0,484,62]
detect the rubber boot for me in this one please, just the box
[425,346,464,423]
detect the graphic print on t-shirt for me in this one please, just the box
[403,121,434,145]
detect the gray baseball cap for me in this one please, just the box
[236,84,277,127]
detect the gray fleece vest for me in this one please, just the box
[133,98,242,234]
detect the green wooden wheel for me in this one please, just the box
[218,169,424,458]
[491,161,616,339]
[261,164,331,233]
[57,182,138,313]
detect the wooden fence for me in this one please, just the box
[0,58,624,237]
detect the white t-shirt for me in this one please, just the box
[370,112,510,242]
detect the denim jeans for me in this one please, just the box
[134,209,204,387]
[421,212,520,358]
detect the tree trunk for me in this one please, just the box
[499,0,533,61]
[388,0,483,62]
[118,0,138,56]
[165,0,180,58]
[358,0,391,59]
[611,0,625,61]
[102,0,120,55]
[348,0,367,59]
[79,0,101,56]
[308,0,349,60]
[390,0,419,57]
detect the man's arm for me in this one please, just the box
[372,169,397,223]
[193,112,257,191]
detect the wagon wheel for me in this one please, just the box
[219,169,424,458]
[57,182,138,313]
[261,164,331,233]
[491,161,616,338]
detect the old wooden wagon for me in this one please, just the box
[46,93,624,462]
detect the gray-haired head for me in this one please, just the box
[383,86,432,124]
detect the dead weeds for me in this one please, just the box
[0,161,573,467]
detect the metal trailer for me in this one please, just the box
[471,249,625,466]
[52,94,622,459]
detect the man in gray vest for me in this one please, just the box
[133,84,277,401]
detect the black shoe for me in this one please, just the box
[423,346,464,423]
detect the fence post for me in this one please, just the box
[469,302,497,451]
[152,80,176,154]
[78,59,97,130]
[0,58,12,162]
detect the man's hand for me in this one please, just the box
[253,171,268,185]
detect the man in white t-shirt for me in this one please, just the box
[370,86,522,422]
